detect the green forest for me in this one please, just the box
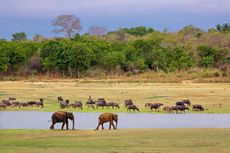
[0,21,229,79]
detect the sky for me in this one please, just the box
[0,0,229,39]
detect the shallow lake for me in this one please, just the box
[0,111,230,129]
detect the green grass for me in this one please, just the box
[0,81,230,113]
[0,129,230,153]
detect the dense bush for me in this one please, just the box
[0,25,229,77]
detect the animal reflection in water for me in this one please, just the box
[50,111,75,130]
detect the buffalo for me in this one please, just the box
[127,105,139,112]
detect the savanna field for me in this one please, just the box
[0,80,230,153]
[0,80,229,113]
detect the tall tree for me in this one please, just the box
[88,26,107,36]
[52,15,82,38]
[11,32,27,41]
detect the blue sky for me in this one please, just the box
[0,0,229,39]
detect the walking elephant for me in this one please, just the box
[95,113,118,130]
[50,111,75,130]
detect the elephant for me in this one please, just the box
[50,111,75,130]
[95,113,118,130]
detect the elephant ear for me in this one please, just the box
[65,112,69,118]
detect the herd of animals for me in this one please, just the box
[0,96,206,113]
[57,96,205,113]
[0,97,44,109]
[0,96,221,131]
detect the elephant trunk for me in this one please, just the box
[115,120,118,129]
[72,118,75,130]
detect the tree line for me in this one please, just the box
[0,15,229,78]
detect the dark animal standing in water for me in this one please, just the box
[95,113,118,130]
[50,111,75,130]
[127,105,139,112]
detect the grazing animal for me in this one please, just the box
[127,105,139,112]
[87,104,95,109]
[176,101,185,106]
[124,99,133,107]
[177,105,189,113]
[213,103,223,108]
[150,103,163,111]
[96,101,107,109]
[11,101,20,108]
[107,102,120,109]
[192,104,204,111]
[50,111,74,130]
[95,113,118,130]
[69,101,83,109]
[36,98,44,108]
[145,103,152,108]
[182,99,191,107]
[86,99,95,105]
[19,102,29,108]
[59,99,69,109]
[9,97,16,101]
[2,100,11,106]
[0,103,6,109]
[86,95,95,105]
[163,106,172,113]
[57,96,63,102]
[27,101,37,107]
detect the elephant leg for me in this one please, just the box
[111,121,116,129]
[96,123,101,130]
[109,121,112,130]
[50,121,56,129]
[61,122,65,130]
[66,120,69,130]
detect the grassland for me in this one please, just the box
[0,129,230,153]
[0,80,229,113]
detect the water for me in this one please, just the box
[0,111,230,129]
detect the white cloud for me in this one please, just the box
[0,0,229,17]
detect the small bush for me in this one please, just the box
[9,77,18,81]
[222,72,228,77]
[126,71,133,77]
[202,69,211,78]
[214,72,220,77]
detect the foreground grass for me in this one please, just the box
[0,81,230,113]
[0,129,230,153]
